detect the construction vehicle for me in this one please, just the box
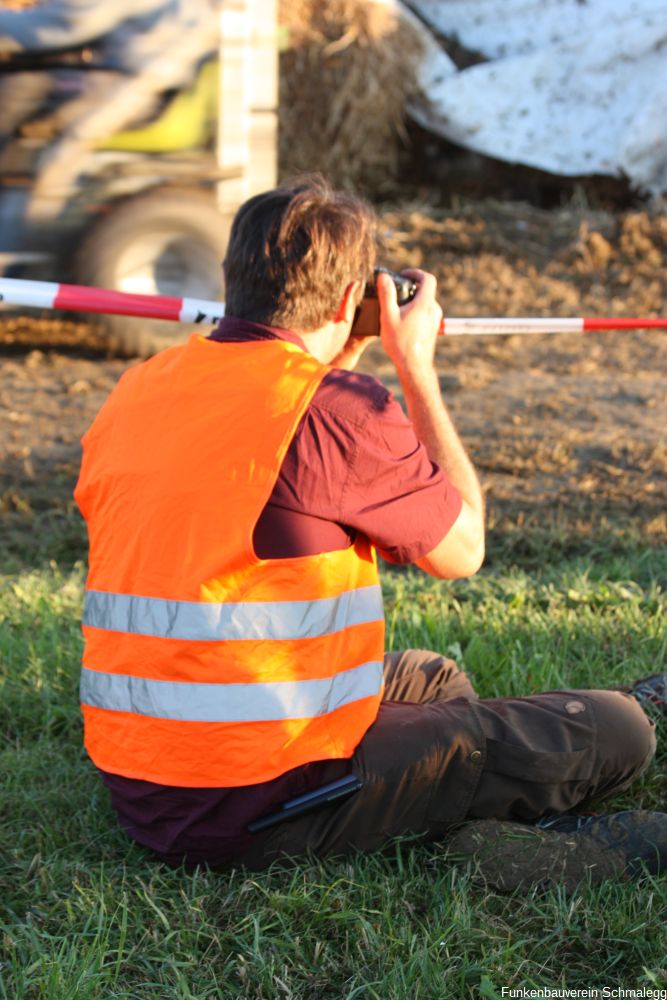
[0,0,277,356]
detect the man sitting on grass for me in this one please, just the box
[74,175,666,890]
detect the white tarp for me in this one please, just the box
[399,0,667,193]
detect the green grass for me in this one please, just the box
[1,549,666,998]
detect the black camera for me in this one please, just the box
[351,267,417,337]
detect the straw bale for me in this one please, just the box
[278,0,425,197]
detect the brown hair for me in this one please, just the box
[222,175,377,331]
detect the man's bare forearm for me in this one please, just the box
[376,268,484,577]
[398,363,484,516]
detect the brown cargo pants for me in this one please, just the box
[238,649,656,869]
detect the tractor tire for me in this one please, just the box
[75,188,231,357]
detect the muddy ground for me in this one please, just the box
[1,199,666,567]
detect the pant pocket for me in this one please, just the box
[468,693,600,819]
[484,736,595,784]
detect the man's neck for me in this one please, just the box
[296,320,348,365]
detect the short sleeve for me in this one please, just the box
[273,368,462,565]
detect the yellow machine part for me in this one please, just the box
[99,59,218,153]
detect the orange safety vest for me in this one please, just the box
[75,334,385,787]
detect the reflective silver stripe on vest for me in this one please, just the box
[80,660,384,723]
[83,585,383,641]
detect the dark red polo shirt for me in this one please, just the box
[99,318,462,866]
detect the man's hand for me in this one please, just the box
[377,268,443,380]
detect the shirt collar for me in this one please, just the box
[208,316,308,353]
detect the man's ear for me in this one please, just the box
[334,281,363,324]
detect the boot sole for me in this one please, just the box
[445,819,627,893]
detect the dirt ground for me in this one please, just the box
[1,199,666,564]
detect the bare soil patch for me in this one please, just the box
[1,199,666,565]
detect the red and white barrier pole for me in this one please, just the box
[1,277,666,336]
[0,277,225,325]
[441,316,667,335]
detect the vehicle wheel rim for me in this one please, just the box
[112,231,223,299]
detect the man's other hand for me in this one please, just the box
[330,330,378,371]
